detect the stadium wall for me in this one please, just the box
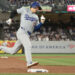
[0,41,75,54]
[31,41,75,53]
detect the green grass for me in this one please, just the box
[32,54,75,56]
[20,57,75,66]
[0,54,75,75]
[0,54,24,57]
[33,58,75,66]
[0,54,75,66]
[0,73,75,75]
[17,53,75,66]
[0,53,75,57]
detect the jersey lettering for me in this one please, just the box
[24,14,37,22]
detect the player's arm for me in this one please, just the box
[6,10,18,25]
[34,15,45,31]
[10,10,18,19]
[6,7,24,25]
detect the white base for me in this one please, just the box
[27,69,48,73]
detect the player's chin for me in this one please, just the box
[33,10,37,13]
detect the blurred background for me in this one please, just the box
[0,1,75,73]
[0,0,75,41]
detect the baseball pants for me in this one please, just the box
[1,30,32,65]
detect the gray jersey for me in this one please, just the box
[17,7,39,33]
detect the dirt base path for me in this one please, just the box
[0,56,75,74]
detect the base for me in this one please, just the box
[27,69,48,73]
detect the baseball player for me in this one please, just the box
[0,2,45,68]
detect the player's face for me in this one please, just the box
[31,7,39,13]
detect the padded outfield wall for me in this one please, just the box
[0,40,75,54]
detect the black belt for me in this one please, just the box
[21,27,31,35]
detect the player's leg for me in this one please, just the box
[19,33,32,64]
[18,33,38,68]
[0,40,22,54]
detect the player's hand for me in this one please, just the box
[6,18,12,25]
[40,15,46,24]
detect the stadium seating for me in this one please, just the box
[0,0,75,41]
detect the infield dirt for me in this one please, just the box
[0,56,75,74]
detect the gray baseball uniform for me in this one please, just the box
[0,7,40,66]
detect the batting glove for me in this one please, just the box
[40,15,46,24]
[6,18,12,25]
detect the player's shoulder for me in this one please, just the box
[34,14,39,19]
[22,7,31,12]
[21,6,27,10]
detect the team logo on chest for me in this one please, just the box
[24,14,37,22]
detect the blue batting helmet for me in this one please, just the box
[30,2,42,10]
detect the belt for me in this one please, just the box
[21,27,31,35]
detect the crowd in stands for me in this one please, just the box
[0,0,75,41]
[30,26,75,41]
[8,0,55,6]
[0,0,74,13]
[1,22,75,41]
[0,0,75,13]
[8,0,75,6]
[6,0,75,12]
[68,26,75,40]
[65,0,75,5]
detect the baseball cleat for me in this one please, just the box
[27,61,39,68]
